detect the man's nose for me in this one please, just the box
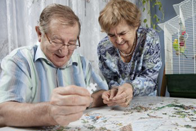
[58,43,69,53]
[61,43,69,49]
[59,44,69,55]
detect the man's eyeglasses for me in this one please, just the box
[45,33,80,51]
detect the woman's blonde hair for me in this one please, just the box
[98,0,141,33]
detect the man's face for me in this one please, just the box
[41,19,79,67]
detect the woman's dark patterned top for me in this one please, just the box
[97,26,162,96]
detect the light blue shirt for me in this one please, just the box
[0,44,108,103]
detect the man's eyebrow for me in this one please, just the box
[51,35,63,41]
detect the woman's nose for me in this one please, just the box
[116,36,123,44]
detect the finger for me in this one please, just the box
[53,85,91,96]
[54,111,83,126]
[50,105,87,116]
[115,88,124,96]
[112,93,131,105]
[119,97,132,107]
[102,91,110,101]
[119,103,129,107]
[119,99,131,107]
[51,95,92,106]
[103,100,114,104]
[112,97,127,104]
[114,93,133,105]
[112,91,126,101]
[109,89,117,100]
[103,99,117,106]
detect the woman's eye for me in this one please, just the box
[119,33,126,36]
[109,35,115,37]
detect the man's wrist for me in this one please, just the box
[87,96,94,109]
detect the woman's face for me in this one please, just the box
[107,20,138,54]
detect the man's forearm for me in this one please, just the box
[0,102,56,127]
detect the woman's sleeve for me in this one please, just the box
[130,31,162,96]
[97,41,120,89]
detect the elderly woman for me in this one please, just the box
[97,0,162,107]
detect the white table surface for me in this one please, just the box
[0,96,196,131]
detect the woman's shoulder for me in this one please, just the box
[98,36,111,47]
[137,26,158,38]
[97,36,116,56]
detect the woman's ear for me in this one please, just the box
[35,26,42,42]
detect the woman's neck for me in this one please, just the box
[121,54,132,63]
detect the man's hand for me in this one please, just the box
[49,85,93,126]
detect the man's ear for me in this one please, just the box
[35,26,42,42]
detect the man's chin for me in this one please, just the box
[54,63,66,68]
[52,59,68,67]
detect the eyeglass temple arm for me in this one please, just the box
[77,37,80,47]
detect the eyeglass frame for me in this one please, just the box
[45,33,80,51]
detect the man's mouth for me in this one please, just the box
[55,54,65,58]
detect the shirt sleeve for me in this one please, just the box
[130,31,162,96]
[0,53,32,103]
[80,56,108,93]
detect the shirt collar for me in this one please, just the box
[34,44,77,69]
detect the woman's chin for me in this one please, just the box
[117,44,127,50]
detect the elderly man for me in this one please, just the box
[0,4,108,127]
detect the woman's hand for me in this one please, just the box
[102,83,133,107]
[102,88,118,106]
[112,83,133,107]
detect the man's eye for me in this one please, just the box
[52,41,63,45]
[69,41,77,45]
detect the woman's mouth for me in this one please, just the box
[117,41,126,46]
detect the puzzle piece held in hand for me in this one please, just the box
[87,83,97,94]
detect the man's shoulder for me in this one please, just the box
[4,45,37,62]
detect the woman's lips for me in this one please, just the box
[118,41,125,45]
